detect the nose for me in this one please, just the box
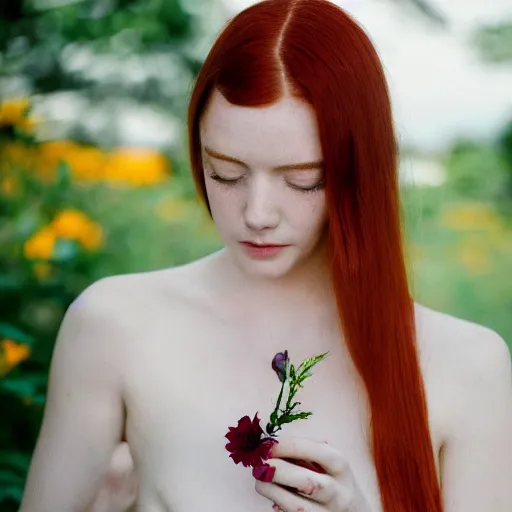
[243,174,280,232]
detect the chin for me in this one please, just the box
[230,243,297,280]
[241,261,293,280]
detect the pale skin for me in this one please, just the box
[20,89,512,512]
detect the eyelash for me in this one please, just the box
[207,173,324,194]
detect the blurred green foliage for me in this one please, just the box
[403,130,512,341]
[473,21,512,64]
[0,98,221,510]
[0,0,201,92]
[0,1,225,508]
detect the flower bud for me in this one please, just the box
[271,350,288,382]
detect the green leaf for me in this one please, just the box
[277,411,312,425]
[0,466,24,504]
[55,161,72,189]
[52,238,79,262]
[0,469,23,485]
[296,352,329,379]
[0,274,22,291]
[0,451,31,475]
[1,373,47,399]
[472,22,512,64]
[0,483,23,504]
[0,323,34,345]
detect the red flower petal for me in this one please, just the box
[225,413,278,468]
[257,438,278,460]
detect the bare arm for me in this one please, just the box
[441,327,512,511]
[20,278,129,512]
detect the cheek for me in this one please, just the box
[204,181,241,225]
[289,195,328,233]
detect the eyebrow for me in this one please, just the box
[203,146,324,171]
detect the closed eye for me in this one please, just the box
[207,172,324,193]
[208,173,240,184]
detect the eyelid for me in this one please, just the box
[284,169,323,179]
[206,160,323,186]
[208,171,323,192]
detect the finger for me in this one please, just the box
[255,479,322,512]
[265,458,336,504]
[269,436,348,477]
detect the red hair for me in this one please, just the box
[187,1,443,510]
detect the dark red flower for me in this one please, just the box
[225,412,278,470]
[271,350,288,382]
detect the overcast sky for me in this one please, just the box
[221,0,512,152]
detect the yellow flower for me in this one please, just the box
[38,141,105,181]
[0,339,31,376]
[0,175,17,196]
[1,141,39,173]
[34,142,169,185]
[51,209,104,251]
[104,147,169,186]
[23,226,57,260]
[0,98,38,134]
[0,98,30,124]
[440,202,501,233]
[52,209,92,240]
[455,235,490,274]
[78,222,103,251]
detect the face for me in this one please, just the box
[199,88,328,280]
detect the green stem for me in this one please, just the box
[273,379,286,419]
[285,382,297,411]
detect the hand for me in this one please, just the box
[254,436,370,512]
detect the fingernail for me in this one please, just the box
[252,463,275,482]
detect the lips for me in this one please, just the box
[239,241,289,259]
[241,242,288,248]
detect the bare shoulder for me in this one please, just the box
[413,302,512,435]
[75,253,211,312]
[74,253,220,331]
[50,273,155,384]
[413,307,512,509]
[414,301,511,377]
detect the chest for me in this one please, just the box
[122,316,444,511]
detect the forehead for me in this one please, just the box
[199,89,323,166]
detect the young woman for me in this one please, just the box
[20,1,512,511]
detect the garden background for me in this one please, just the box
[1,0,511,509]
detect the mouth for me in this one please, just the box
[239,241,289,259]
[240,241,289,248]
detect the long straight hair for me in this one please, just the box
[187,1,442,510]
